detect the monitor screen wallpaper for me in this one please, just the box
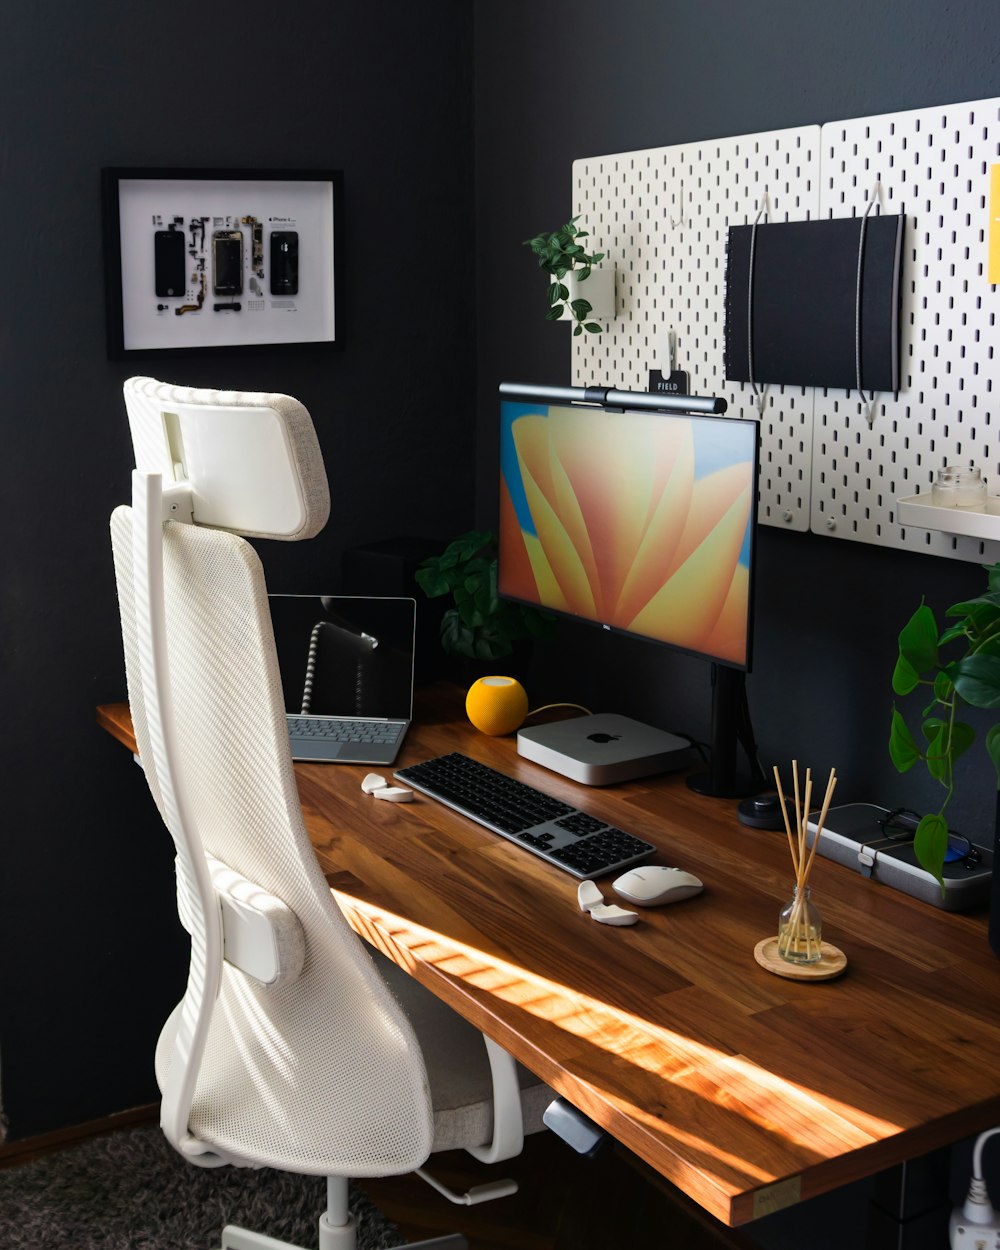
[498,400,758,669]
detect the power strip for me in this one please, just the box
[949,1213,1000,1250]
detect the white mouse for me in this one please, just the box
[612,865,703,906]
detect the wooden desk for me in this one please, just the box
[97,686,1000,1230]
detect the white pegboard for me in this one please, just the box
[812,98,1000,562]
[572,126,821,531]
[572,98,1000,560]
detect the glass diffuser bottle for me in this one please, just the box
[778,885,822,964]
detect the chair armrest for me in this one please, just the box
[465,1034,524,1164]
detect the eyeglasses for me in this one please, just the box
[877,807,983,869]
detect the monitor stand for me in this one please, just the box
[686,665,763,799]
[516,713,691,786]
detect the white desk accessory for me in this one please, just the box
[361,773,413,802]
[577,880,639,926]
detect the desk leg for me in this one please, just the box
[865,1149,951,1250]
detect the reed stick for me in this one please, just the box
[772,763,799,876]
[797,769,813,889]
[801,768,838,886]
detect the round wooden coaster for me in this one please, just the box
[754,937,847,981]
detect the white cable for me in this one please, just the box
[973,1128,1000,1180]
[951,1125,1000,1246]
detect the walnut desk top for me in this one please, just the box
[97,686,1000,1228]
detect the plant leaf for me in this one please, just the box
[938,622,969,646]
[950,719,977,762]
[891,652,921,696]
[414,567,450,597]
[569,299,593,315]
[545,306,564,321]
[889,707,921,773]
[897,603,939,671]
[987,562,1000,593]
[923,719,950,783]
[584,322,603,333]
[913,812,948,891]
[934,669,956,702]
[945,591,1000,619]
[920,716,945,741]
[952,654,1000,707]
[439,608,474,657]
[573,325,582,336]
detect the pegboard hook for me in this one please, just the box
[669,181,686,230]
[856,180,882,425]
[747,195,770,416]
[665,328,677,374]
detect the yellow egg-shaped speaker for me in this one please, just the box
[465,676,529,736]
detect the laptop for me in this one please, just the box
[268,594,416,764]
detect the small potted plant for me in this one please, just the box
[889,560,1000,887]
[522,217,613,336]
[415,529,554,663]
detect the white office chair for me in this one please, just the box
[110,377,552,1250]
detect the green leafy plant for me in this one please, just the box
[889,561,1000,886]
[522,216,606,336]
[415,530,555,661]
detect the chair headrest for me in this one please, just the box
[124,376,330,541]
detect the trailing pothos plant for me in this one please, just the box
[522,216,606,336]
[889,561,1000,886]
[415,529,555,661]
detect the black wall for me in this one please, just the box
[0,1,474,1139]
[473,0,1000,838]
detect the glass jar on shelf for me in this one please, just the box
[931,464,987,509]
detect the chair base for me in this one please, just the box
[219,1221,467,1250]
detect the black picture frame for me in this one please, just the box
[101,167,343,360]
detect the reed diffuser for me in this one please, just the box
[773,762,838,964]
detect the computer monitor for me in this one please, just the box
[497,382,762,797]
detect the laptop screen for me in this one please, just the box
[268,595,416,721]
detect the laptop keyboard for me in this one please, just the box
[394,752,656,878]
[287,716,404,746]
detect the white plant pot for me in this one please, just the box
[551,266,616,324]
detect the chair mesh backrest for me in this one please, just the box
[110,410,433,1178]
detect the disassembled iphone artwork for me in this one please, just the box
[149,211,300,318]
[104,170,338,356]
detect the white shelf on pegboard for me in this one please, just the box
[896,493,1000,542]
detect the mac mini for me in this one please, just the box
[517,713,690,785]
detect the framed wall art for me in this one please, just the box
[101,167,343,359]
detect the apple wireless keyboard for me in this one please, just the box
[394,751,656,878]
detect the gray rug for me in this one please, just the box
[0,1125,405,1249]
